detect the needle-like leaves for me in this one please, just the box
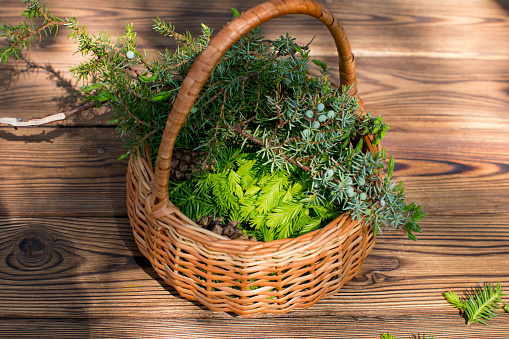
[380,334,434,339]
[444,282,507,325]
[1,1,426,241]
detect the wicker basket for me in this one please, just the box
[126,0,377,317]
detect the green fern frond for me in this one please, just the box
[236,158,257,189]
[266,201,303,230]
[381,334,434,339]
[243,185,261,197]
[238,194,258,221]
[309,202,338,221]
[463,282,505,325]
[216,173,239,213]
[169,149,332,241]
[443,291,464,310]
[168,179,215,220]
[226,169,243,198]
[216,146,243,171]
[268,201,309,240]
[444,282,507,326]
[250,214,267,230]
[295,216,321,236]
[255,173,288,214]
[281,182,303,202]
[259,221,275,241]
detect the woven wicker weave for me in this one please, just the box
[126,0,377,317]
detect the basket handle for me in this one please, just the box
[151,0,358,205]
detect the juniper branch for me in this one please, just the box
[231,124,311,172]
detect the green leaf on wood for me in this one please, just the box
[444,282,508,325]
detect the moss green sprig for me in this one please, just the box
[444,282,509,325]
[0,0,64,63]
[381,335,434,339]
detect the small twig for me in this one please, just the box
[231,124,311,172]
[124,65,140,77]
[167,58,193,71]
[132,129,157,151]
[273,35,316,58]
[273,136,297,148]
[202,91,228,168]
[303,35,316,50]
[330,157,349,174]
[254,83,261,114]
[0,101,94,127]
[118,97,152,128]
[125,86,147,100]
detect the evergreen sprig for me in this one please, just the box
[0,0,63,63]
[444,282,509,325]
[169,148,336,241]
[1,2,427,241]
[381,335,434,339]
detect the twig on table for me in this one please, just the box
[0,101,94,127]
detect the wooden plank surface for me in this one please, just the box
[1,0,509,337]
[0,127,127,217]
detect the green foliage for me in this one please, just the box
[381,334,434,339]
[1,1,426,241]
[169,149,335,241]
[444,282,508,325]
[443,290,464,310]
[0,0,63,64]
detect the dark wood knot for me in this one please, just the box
[6,226,62,272]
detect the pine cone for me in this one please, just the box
[169,148,207,181]
[196,215,247,240]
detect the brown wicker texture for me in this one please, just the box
[126,0,377,317]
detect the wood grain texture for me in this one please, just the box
[0,127,128,217]
[1,316,509,339]
[1,0,509,337]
